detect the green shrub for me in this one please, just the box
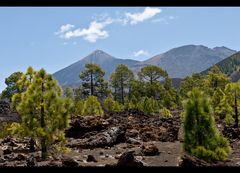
[137,97,159,115]
[183,88,231,162]
[82,96,103,116]
[124,97,137,110]
[104,95,124,113]
[160,107,172,118]
[74,100,85,116]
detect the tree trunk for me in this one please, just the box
[41,82,47,160]
[128,85,132,100]
[150,76,153,85]
[90,70,93,96]
[121,76,124,105]
[195,110,202,146]
[29,138,35,152]
[234,90,239,128]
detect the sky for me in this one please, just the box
[0,7,240,92]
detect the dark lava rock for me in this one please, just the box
[76,126,126,149]
[126,138,141,145]
[65,116,109,138]
[62,156,79,167]
[141,144,159,156]
[14,154,27,161]
[127,109,145,116]
[126,129,139,138]
[0,156,5,163]
[26,155,37,167]
[3,146,13,155]
[0,100,10,114]
[180,154,210,167]
[117,151,144,167]
[86,155,98,162]
[223,125,240,140]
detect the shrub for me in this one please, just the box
[160,107,172,118]
[137,97,159,115]
[104,95,124,113]
[82,96,103,116]
[74,100,85,116]
[183,88,231,162]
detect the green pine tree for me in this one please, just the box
[183,88,231,162]
[10,67,72,159]
[82,95,104,116]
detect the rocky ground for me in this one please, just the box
[0,103,240,167]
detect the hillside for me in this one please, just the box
[53,45,236,88]
[138,45,236,78]
[202,52,240,82]
[53,50,139,87]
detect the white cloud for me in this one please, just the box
[62,18,113,43]
[151,16,178,24]
[125,7,162,25]
[133,50,149,57]
[55,8,167,43]
[55,24,75,36]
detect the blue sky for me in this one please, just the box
[0,7,240,92]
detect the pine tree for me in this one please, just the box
[82,95,104,116]
[129,79,145,101]
[10,67,72,159]
[11,66,36,151]
[179,73,206,98]
[110,64,134,104]
[137,97,159,116]
[183,88,231,162]
[1,71,23,101]
[205,65,230,96]
[104,94,124,113]
[73,87,82,102]
[138,65,168,99]
[63,87,74,100]
[80,63,109,99]
[215,82,240,127]
[163,77,177,109]
[74,100,85,116]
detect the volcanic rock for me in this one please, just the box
[117,151,144,167]
[62,156,79,167]
[141,143,159,156]
[86,155,98,162]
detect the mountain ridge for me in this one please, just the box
[53,45,237,88]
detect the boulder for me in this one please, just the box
[126,129,139,138]
[0,100,10,114]
[117,151,144,167]
[71,127,126,149]
[86,155,98,162]
[141,144,159,156]
[180,154,210,167]
[126,138,141,145]
[14,154,27,161]
[26,155,37,167]
[2,146,13,155]
[62,156,79,167]
[65,116,109,138]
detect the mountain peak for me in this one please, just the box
[92,49,105,54]
[83,49,115,62]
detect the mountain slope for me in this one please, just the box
[202,52,240,82]
[53,50,139,87]
[136,45,236,78]
[53,45,237,88]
